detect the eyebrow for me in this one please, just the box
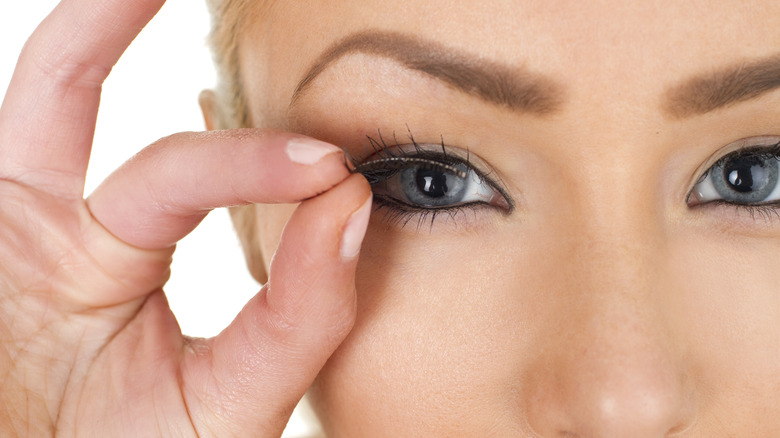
[664,55,780,118]
[290,31,564,114]
[292,31,780,120]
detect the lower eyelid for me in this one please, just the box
[371,196,499,230]
[698,202,780,229]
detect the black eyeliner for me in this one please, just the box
[354,156,467,184]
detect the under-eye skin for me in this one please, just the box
[351,132,514,229]
[688,137,780,218]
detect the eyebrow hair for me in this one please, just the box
[664,55,780,118]
[290,31,564,114]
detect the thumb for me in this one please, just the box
[181,174,371,436]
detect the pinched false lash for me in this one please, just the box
[352,156,467,184]
[346,129,469,184]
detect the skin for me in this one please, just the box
[205,0,780,436]
[3,1,780,437]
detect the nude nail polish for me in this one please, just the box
[286,138,341,165]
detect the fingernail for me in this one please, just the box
[286,138,341,165]
[340,197,372,260]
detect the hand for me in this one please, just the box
[0,0,371,436]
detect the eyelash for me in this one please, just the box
[347,129,511,229]
[701,142,780,178]
[715,203,780,222]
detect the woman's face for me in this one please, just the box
[233,1,780,435]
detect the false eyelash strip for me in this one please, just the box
[720,141,780,162]
[696,140,780,182]
[345,128,469,183]
[353,157,467,178]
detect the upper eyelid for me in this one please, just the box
[706,136,780,164]
[350,135,490,176]
[353,156,468,179]
[719,142,780,161]
[353,141,502,186]
[697,142,780,181]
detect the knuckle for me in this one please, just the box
[28,41,111,90]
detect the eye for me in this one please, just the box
[372,160,508,209]
[352,138,513,225]
[689,140,780,207]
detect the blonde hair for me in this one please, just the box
[204,0,271,283]
[204,0,264,128]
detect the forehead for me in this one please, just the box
[239,1,780,114]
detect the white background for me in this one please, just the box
[0,1,313,435]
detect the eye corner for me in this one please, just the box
[685,171,710,208]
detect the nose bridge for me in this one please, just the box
[573,183,659,303]
[568,117,671,280]
[564,144,662,311]
[523,151,696,437]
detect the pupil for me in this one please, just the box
[724,157,762,193]
[416,169,448,198]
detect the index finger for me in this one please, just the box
[0,0,166,198]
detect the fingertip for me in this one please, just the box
[285,137,344,166]
[288,173,372,258]
[86,130,357,250]
[340,195,372,260]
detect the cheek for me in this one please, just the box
[308,219,548,434]
[665,232,780,404]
